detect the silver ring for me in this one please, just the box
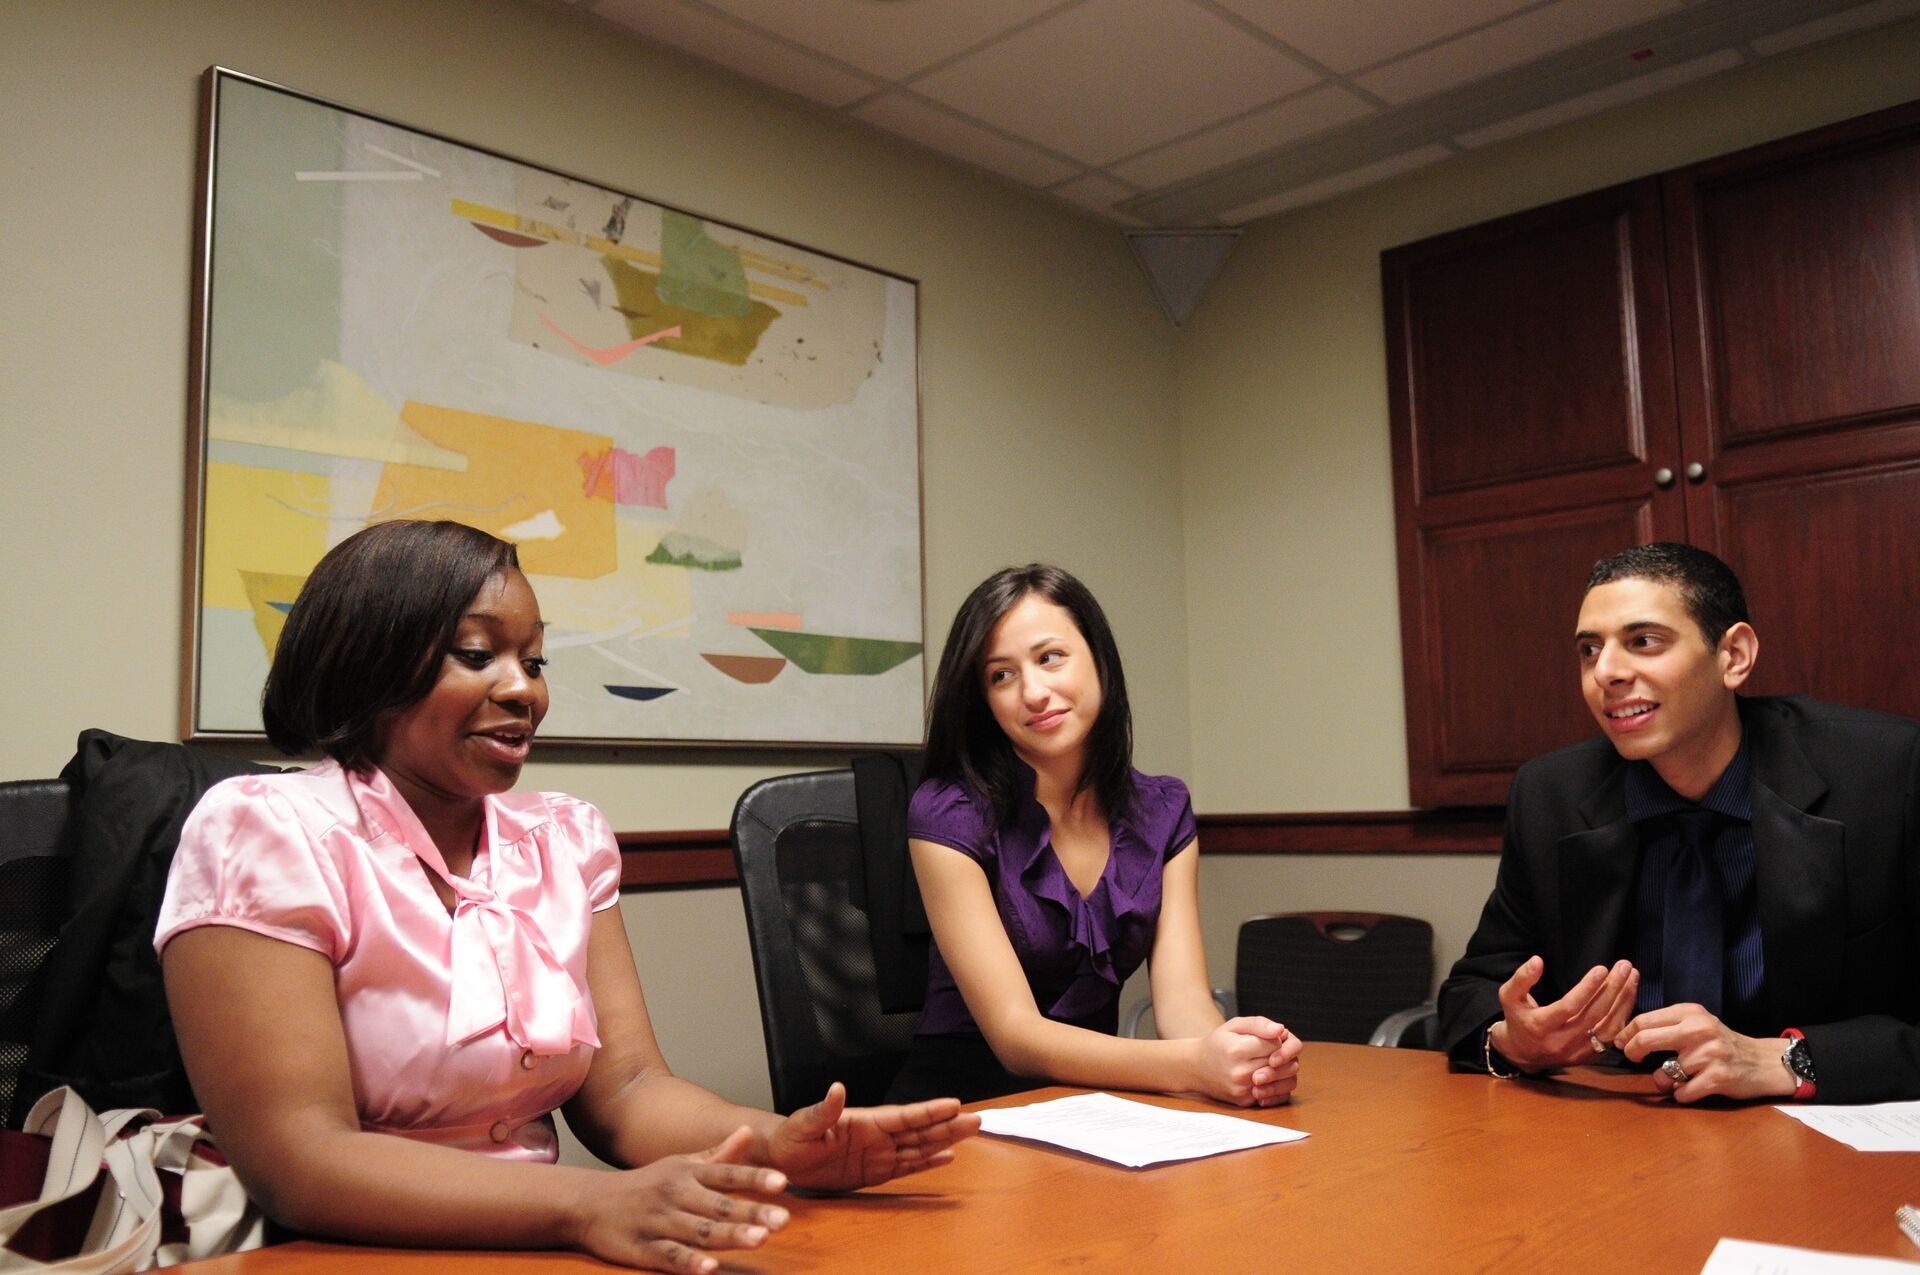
[1588,1032,1608,1054]
[1660,1057,1689,1083]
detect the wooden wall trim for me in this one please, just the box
[613,809,1507,891]
[616,829,738,890]
[1195,809,1504,855]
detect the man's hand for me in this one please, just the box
[1614,1005,1796,1102]
[1488,955,1639,1073]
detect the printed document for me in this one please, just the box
[1776,1100,1920,1152]
[1699,1238,1920,1273]
[975,1092,1307,1168]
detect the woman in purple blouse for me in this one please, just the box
[886,564,1305,1105]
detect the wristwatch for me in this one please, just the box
[1781,1028,1817,1101]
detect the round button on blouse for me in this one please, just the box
[489,1120,511,1144]
[519,1051,537,1071]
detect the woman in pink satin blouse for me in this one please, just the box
[157,520,976,1274]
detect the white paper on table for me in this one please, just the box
[1776,1100,1920,1151]
[1699,1238,1920,1273]
[974,1092,1307,1168]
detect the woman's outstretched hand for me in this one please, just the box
[761,1082,982,1190]
[573,1126,789,1273]
[1193,1017,1304,1107]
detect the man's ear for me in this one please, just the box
[1718,621,1759,690]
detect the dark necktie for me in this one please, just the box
[1662,810,1724,1014]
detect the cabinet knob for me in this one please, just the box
[1653,467,1676,489]
[1685,461,1706,483]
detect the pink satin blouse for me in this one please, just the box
[155,760,622,1162]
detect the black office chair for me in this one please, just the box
[1124,911,1437,1047]
[1235,912,1435,1047]
[0,779,77,1125]
[729,767,926,1114]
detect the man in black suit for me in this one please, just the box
[1437,543,1920,1103]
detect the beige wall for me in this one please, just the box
[1,0,1181,1126]
[4,0,1916,1136]
[1175,17,1920,989]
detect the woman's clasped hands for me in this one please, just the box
[1194,1016,1303,1107]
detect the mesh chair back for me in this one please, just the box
[730,772,920,1114]
[0,780,76,1124]
[1234,912,1434,1046]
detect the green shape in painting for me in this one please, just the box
[750,628,922,676]
[656,210,752,318]
[603,256,777,367]
[646,533,742,571]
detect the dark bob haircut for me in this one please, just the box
[1585,541,1749,647]
[261,520,521,769]
[922,564,1134,826]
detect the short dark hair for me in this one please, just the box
[1585,542,1749,646]
[262,520,521,768]
[922,564,1134,827]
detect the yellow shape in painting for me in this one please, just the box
[239,571,307,658]
[210,360,466,470]
[377,404,615,579]
[529,521,691,643]
[202,463,332,611]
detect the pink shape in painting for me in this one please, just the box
[578,445,675,509]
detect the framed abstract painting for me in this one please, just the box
[183,68,924,747]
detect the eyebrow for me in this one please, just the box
[463,610,548,630]
[983,634,1064,664]
[1573,620,1671,641]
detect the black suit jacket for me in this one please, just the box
[10,730,280,1124]
[1438,695,1920,1103]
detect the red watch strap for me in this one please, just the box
[1782,1028,1816,1101]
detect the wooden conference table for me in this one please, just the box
[191,1042,1917,1272]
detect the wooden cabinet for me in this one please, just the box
[1387,99,1920,807]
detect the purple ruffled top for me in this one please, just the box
[909,764,1198,1037]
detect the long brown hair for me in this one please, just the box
[922,564,1134,826]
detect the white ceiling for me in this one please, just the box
[563,0,1920,225]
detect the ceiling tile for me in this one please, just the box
[694,0,1070,80]
[1356,0,1685,105]
[1108,83,1375,189]
[1220,144,1452,222]
[1048,171,1140,217]
[1454,48,1742,147]
[596,0,879,107]
[851,92,1083,187]
[1214,0,1538,74]
[1751,0,1920,56]
[912,0,1322,166]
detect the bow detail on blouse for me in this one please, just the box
[353,767,601,1057]
[445,890,599,1054]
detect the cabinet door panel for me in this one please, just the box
[1387,179,1683,807]
[1387,182,1675,500]
[1409,503,1652,805]
[1714,462,1920,718]
[1670,99,1920,727]
[1678,132,1920,446]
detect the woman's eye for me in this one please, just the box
[453,648,493,668]
[1038,650,1064,666]
[986,668,1011,686]
[523,657,548,678]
